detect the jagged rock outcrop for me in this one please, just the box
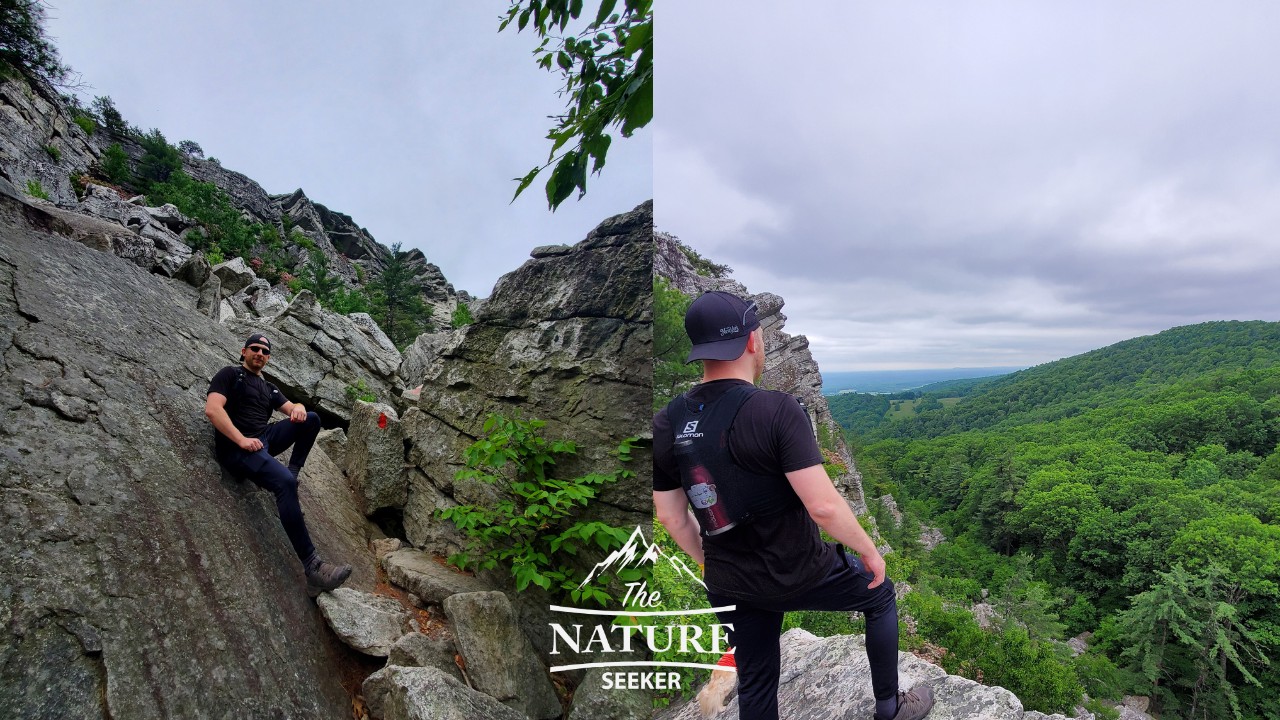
[661,628,1044,720]
[363,665,528,720]
[0,189,382,718]
[0,77,98,206]
[654,231,866,511]
[442,591,563,720]
[225,290,403,424]
[401,202,653,556]
[183,156,280,227]
[316,588,415,656]
[347,400,408,516]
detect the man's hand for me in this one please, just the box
[860,550,887,589]
[238,436,263,452]
[289,404,308,423]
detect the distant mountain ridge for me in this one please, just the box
[864,320,1280,440]
[823,367,1023,395]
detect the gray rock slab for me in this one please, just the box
[363,665,529,720]
[315,426,347,470]
[663,629,1028,720]
[383,548,495,603]
[316,587,412,656]
[0,190,354,718]
[444,591,562,720]
[347,400,407,515]
[212,256,256,295]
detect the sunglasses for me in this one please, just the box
[245,345,271,355]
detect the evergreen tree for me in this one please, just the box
[653,277,700,408]
[301,249,342,306]
[369,242,433,349]
[136,129,182,188]
[0,0,70,85]
[91,95,129,137]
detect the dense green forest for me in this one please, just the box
[842,322,1280,719]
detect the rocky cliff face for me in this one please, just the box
[653,232,866,512]
[399,202,653,556]
[0,178,656,718]
[0,184,381,718]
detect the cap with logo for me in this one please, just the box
[684,291,760,362]
[243,332,272,352]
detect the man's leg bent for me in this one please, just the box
[256,412,321,472]
[785,548,901,717]
[230,449,317,562]
[709,592,784,720]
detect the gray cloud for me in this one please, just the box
[48,1,652,297]
[657,1,1280,370]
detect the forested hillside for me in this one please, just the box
[841,321,1280,719]
[860,321,1280,441]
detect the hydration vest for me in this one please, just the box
[665,384,805,536]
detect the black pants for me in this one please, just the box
[216,413,321,563]
[707,546,900,720]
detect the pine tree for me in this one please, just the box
[369,242,433,349]
[0,0,70,85]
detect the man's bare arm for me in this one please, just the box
[277,400,308,423]
[786,464,886,587]
[205,392,262,451]
[654,488,704,566]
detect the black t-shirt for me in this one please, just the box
[207,365,285,452]
[653,379,833,601]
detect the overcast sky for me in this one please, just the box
[46,2,651,298]
[656,1,1280,371]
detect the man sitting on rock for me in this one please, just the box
[205,332,351,594]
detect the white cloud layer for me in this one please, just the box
[656,0,1280,370]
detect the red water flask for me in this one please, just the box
[675,440,737,535]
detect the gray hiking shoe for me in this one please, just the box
[889,686,935,720]
[305,555,351,594]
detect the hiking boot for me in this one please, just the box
[884,686,935,720]
[304,555,351,594]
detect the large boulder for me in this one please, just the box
[382,548,495,604]
[443,591,563,720]
[212,256,257,296]
[363,665,528,720]
[0,190,370,718]
[226,290,402,424]
[387,631,465,682]
[316,588,413,656]
[346,400,407,515]
[402,201,653,558]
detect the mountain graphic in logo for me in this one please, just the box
[577,526,705,590]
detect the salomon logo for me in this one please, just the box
[683,421,699,434]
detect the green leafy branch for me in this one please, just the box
[438,413,640,605]
[501,0,653,209]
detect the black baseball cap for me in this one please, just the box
[685,291,760,362]
[243,333,272,351]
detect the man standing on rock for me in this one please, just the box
[205,332,351,594]
[652,292,935,720]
